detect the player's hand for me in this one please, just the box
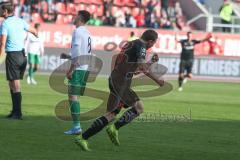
[66,71,73,80]
[60,53,70,59]
[151,54,159,63]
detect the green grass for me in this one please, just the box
[0,74,240,160]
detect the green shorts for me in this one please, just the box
[68,70,89,96]
[28,53,40,64]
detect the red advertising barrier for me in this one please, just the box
[38,23,240,56]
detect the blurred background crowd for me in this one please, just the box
[1,0,188,30]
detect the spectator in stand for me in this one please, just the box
[103,0,113,16]
[114,9,125,27]
[145,0,159,27]
[135,9,145,27]
[174,1,183,17]
[102,11,116,26]
[207,35,223,55]
[128,31,138,41]
[146,0,158,14]
[134,0,142,7]
[161,18,173,29]
[161,0,169,16]
[88,14,103,26]
[144,8,152,27]
[47,0,53,13]
[219,0,233,33]
[125,10,136,28]
[22,0,31,14]
[150,11,160,28]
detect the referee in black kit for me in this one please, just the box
[0,2,37,120]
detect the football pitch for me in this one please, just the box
[0,74,240,160]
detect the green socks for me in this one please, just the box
[69,100,81,128]
[28,66,34,78]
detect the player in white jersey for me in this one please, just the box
[25,23,44,85]
[61,10,91,135]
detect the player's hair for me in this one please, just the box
[130,31,135,37]
[34,23,40,29]
[1,2,14,14]
[187,31,192,36]
[78,10,91,24]
[141,29,158,41]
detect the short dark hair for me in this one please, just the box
[141,29,158,41]
[34,23,40,29]
[187,31,192,36]
[130,31,135,37]
[1,2,14,14]
[78,10,91,24]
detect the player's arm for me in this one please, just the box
[60,53,71,59]
[138,59,165,87]
[66,63,75,80]
[23,20,38,38]
[66,30,80,79]
[136,45,164,86]
[0,35,6,57]
[175,33,181,43]
[197,33,212,43]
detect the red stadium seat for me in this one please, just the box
[91,0,103,5]
[67,3,76,15]
[132,7,140,17]
[74,0,89,4]
[113,0,124,6]
[142,0,150,7]
[31,12,43,23]
[74,0,91,4]
[124,0,135,7]
[56,14,65,24]
[96,5,104,16]
[64,14,73,24]
[76,3,86,11]
[111,6,119,15]
[122,6,130,13]
[55,2,66,14]
[89,4,97,14]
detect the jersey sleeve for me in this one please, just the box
[22,19,30,31]
[0,21,8,36]
[24,33,30,53]
[135,42,146,62]
[193,40,201,45]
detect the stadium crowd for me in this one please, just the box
[5,0,188,30]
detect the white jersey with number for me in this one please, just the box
[70,26,92,71]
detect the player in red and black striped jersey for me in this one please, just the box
[75,30,165,151]
[176,32,211,91]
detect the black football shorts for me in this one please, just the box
[5,50,27,81]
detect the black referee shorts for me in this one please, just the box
[179,59,194,74]
[6,50,27,81]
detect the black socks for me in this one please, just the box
[12,92,22,116]
[114,107,139,130]
[178,76,184,87]
[82,116,109,140]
